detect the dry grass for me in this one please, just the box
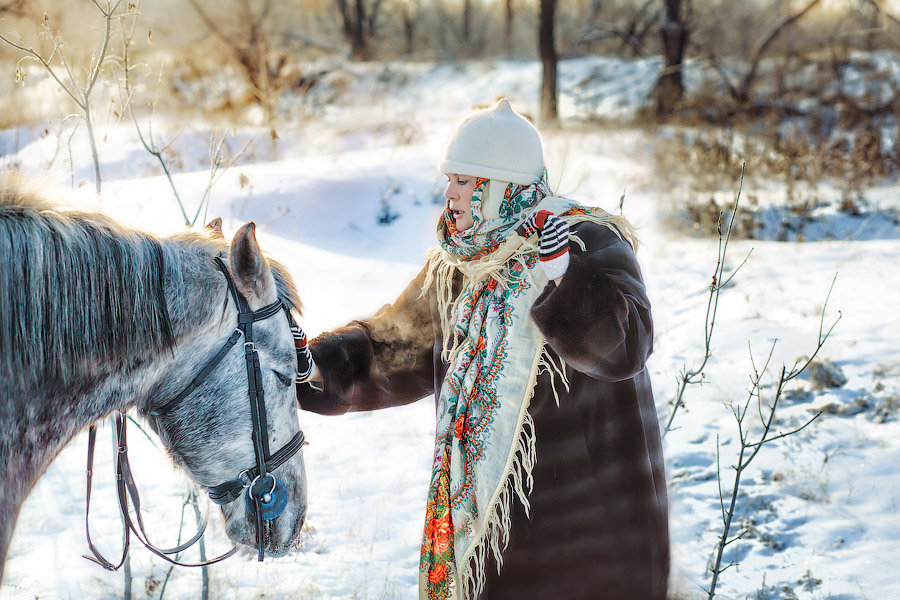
[653,102,898,238]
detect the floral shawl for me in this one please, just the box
[418,176,634,600]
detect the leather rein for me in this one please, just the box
[84,256,306,569]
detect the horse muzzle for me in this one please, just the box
[221,468,307,558]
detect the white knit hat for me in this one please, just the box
[440,98,544,186]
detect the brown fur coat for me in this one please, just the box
[297,221,669,599]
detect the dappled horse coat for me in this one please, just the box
[297,221,669,600]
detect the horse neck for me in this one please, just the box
[0,241,226,515]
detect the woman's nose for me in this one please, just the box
[444,183,455,201]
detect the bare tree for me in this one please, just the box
[462,0,472,54]
[185,0,327,122]
[708,0,824,104]
[335,0,385,60]
[0,0,126,195]
[654,0,690,116]
[399,1,416,55]
[572,0,659,57]
[859,0,900,48]
[539,0,558,122]
[0,0,28,17]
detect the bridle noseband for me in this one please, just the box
[85,257,307,569]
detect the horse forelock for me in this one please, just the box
[0,183,179,388]
[169,228,303,316]
[269,259,302,317]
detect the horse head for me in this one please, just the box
[1,180,312,578]
[143,222,307,558]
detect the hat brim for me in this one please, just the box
[440,158,540,187]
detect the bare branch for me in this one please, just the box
[664,164,747,435]
[862,0,900,29]
[735,0,824,102]
[84,0,123,97]
[190,130,253,227]
[785,275,841,381]
[186,0,237,47]
[573,23,645,54]
[715,435,726,525]
[747,411,823,448]
[0,31,85,108]
[119,17,191,226]
[724,528,751,546]
[702,51,739,100]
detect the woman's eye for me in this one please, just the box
[273,370,294,387]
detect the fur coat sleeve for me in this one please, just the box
[295,263,438,415]
[530,220,653,381]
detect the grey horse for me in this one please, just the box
[0,176,307,581]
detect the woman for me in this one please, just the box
[296,98,669,600]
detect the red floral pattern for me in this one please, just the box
[420,254,537,599]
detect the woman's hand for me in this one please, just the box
[291,324,318,383]
[518,210,570,285]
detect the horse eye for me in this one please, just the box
[273,370,294,387]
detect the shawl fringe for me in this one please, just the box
[458,339,541,600]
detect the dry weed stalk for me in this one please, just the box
[663,166,752,435]
[116,5,251,229]
[116,9,196,227]
[705,276,841,599]
[123,416,210,600]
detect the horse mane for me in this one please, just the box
[0,173,302,389]
[0,175,178,388]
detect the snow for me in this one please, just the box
[2,56,899,600]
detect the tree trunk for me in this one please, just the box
[402,4,414,55]
[539,0,558,122]
[351,0,369,60]
[505,0,514,56]
[654,0,688,117]
[336,0,370,60]
[462,0,472,56]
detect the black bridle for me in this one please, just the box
[85,257,306,569]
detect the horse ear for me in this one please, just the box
[205,217,224,239]
[229,222,277,308]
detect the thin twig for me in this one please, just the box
[664,164,750,435]
[119,18,191,225]
[190,129,253,227]
[190,490,210,600]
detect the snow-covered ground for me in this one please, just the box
[2,57,899,600]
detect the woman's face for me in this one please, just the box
[444,174,478,232]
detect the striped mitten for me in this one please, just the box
[291,325,316,383]
[519,210,570,281]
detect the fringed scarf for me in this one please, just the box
[418,176,637,600]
